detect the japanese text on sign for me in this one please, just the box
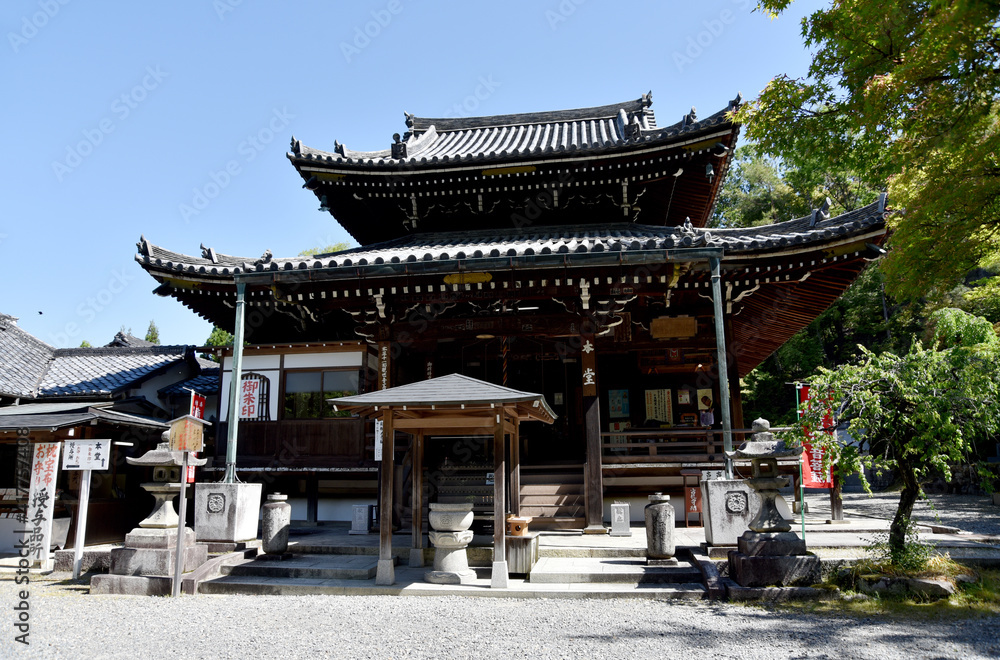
[798,384,834,489]
[240,378,261,419]
[26,442,61,562]
[62,440,109,471]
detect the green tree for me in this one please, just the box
[202,326,234,362]
[299,241,352,257]
[791,308,1000,564]
[739,0,1000,299]
[79,340,92,348]
[145,320,160,344]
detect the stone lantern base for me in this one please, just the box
[728,530,821,587]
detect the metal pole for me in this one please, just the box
[172,451,189,598]
[224,280,247,484]
[71,469,91,580]
[709,256,734,479]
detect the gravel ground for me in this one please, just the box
[2,493,998,660]
[1,585,999,660]
[806,492,1000,536]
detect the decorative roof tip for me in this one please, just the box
[136,235,151,257]
[877,192,888,213]
[641,91,653,107]
[200,243,219,264]
[289,136,301,155]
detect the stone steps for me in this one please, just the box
[528,556,704,584]
[221,554,388,581]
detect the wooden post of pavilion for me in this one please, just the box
[491,409,508,588]
[375,408,395,585]
[510,418,520,516]
[581,334,606,534]
[409,431,424,567]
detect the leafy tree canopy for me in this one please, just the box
[790,308,1000,562]
[739,0,1000,299]
[298,241,352,257]
[201,326,234,362]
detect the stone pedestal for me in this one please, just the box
[261,493,290,555]
[728,530,821,587]
[701,479,760,546]
[425,530,476,584]
[609,502,631,537]
[194,482,262,543]
[424,502,475,585]
[108,527,207,576]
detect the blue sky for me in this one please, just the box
[2,0,821,348]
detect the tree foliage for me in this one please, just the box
[201,326,234,362]
[298,241,352,257]
[740,0,1000,299]
[145,320,160,344]
[789,308,1000,563]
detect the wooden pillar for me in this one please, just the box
[491,412,508,588]
[375,409,395,585]
[409,431,424,567]
[580,334,606,533]
[306,473,318,525]
[510,419,521,516]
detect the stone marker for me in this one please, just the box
[261,493,290,555]
[350,503,371,534]
[644,493,676,565]
[609,502,631,537]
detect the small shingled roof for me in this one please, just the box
[330,373,556,421]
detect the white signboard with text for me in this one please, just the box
[61,440,109,471]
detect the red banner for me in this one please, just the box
[798,384,834,488]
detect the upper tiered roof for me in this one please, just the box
[288,93,741,244]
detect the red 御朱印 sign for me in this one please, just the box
[798,384,834,489]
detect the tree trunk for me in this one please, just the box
[889,463,921,560]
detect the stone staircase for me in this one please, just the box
[197,533,707,598]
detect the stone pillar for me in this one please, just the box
[261,493,290,555]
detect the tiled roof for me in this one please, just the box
[288,92,737,169]
[0,314,55,398]
[106,331,156,348]
[138,197,887,277]
[159,367,220,396]
[330,373,556,422]
[39,346,190,397]
[0,403,169,431]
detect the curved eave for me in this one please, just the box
[287,108,736,175]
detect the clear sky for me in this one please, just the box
[2,0,821,348]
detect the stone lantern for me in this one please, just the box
[102,435,208,584]
[725,419,821,587]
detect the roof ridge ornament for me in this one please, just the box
[290,136,301,155]
[200,243,219,264]
[728,92,743,110]
[641,91,653,107]
[391,133,407,159]
[255,249,273,266]
[681,106,697,128]
[136,235,151,257]
[809,197,832,228]
[404,111,415,128]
